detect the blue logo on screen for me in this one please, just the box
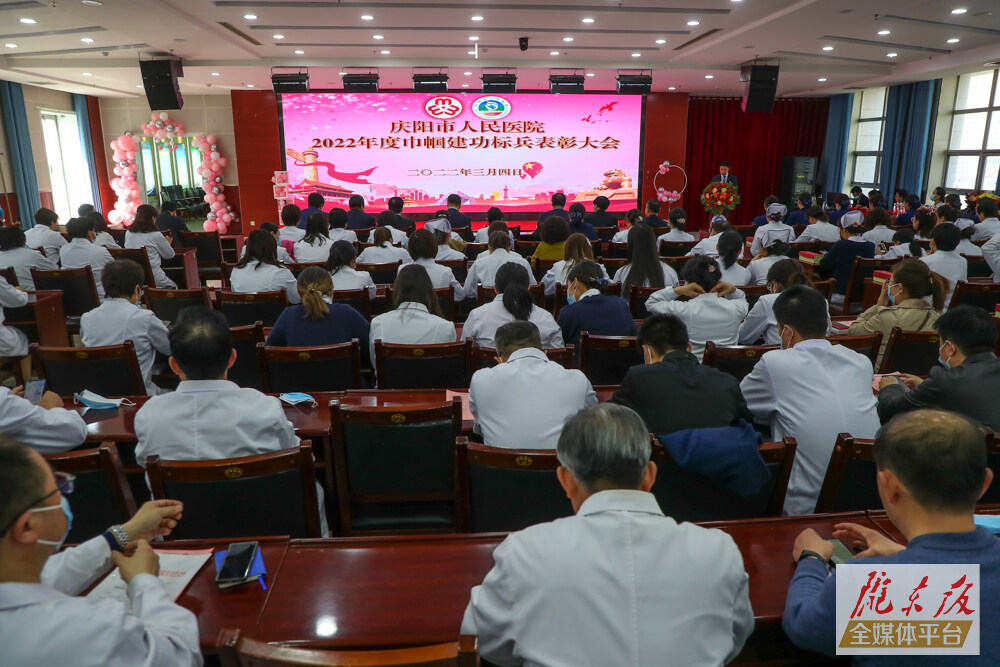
[472,96,512,120]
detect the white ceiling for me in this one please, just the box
[0,0,999,98]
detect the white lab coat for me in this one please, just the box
[656,229,695,245]
[748,255,785,286]
[330,266,376,299]
[612,262,679,289]
[24,225,67,264]
[463,249,537,294]
[381,225,409,248]
[646,287,749,361]
[921,250,967,311]
[229,260,301,304]
[469,348,596,449]
[861,226,896,246]
[0,386,87,452]
[541,260,610,296]
[464,296,563,351]
[0,278,28,357]
[0,536,202,667]
[125,231,176,289]
[983,233,1000,281]
[719,261,752,286]
[279,225,305,243]
[293,236,333,264]
[436,244,466,261]
[80,298,171,396]
[686,233,722,258]
[328,228,358,244]
[877,244,922,260]
[972,217,1000,242]
[750,222,794,256]
[93,231,120,250]
[956,238,983,257]
[739,293,833,346]
[474,228,515,245]
[740,339,879,515]
[357,243,411,266]
[795,222,840,244]
[240,243,293,265]
[59,238,114,299]
[0,246,57,290]
[414,258,464,301]
[462,489,754,667]
[369,302,457,363]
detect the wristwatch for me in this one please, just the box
[797,549,827,564]
[101,524,130,552]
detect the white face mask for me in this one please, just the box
[780,326,791,350]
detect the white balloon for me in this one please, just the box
[210,151,220,160]
[159,112,169,121]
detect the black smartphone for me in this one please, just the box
[216,541,258,583]
[23,379,46,405]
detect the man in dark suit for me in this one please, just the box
[444,194,472,229]
[298,192,325,229]
[850,186,870,208]
[751,196,781,226]
[878,306,1000,430]
[611,314,753,435]
[710,161,738,187]
[345,194,376,230]
[536,192,571,227]
[643,199,667,227]
[387,196,414,231]
[583,195,618,229]
[155,201,188,245]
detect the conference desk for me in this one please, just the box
[5,290,69,347]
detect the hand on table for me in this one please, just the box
[832,522,904,559]
[792,528,834,563]
[898,374,923,390]
[112,539,159,583]
[879,375,902,390]
[123,499,184,542]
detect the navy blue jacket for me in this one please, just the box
[751,214,768,227]
[568,219,598,241]
[583,210,619,229]
[266,303,371,362]
[446,208,472,229]
[786,207,810,227]
[817,238,876,295]
[557,293,636,348]
[346,209,376,230]
[828,209,847,227]
[895,209,916,228]
[298,206,323,229]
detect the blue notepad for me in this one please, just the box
[214,546,267,589]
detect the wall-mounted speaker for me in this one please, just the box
[741,64,778,113]
[140,59,183,110]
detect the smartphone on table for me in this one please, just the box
[23,379,46,405]
[827,538,854,566]
[215,541,258,584]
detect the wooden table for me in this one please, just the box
[5,290,69,347]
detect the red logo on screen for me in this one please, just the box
[424,96,464,119]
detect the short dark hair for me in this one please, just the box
[720,161,730,167]
[377,210,396,228]
[850,185,863,194]
[168,306,233,380]
[65,217,94,239]
[557,404,651,491]
[935,305,998,356]
[806,205,827,222]
[86,211,110,233]
[637,314,689,356]
[34,208,58,227]
[0,437,46,537]
[593,195,610,211]
[447,194,461,207]
[539,216,570,244]
[764,195,780,207]
[931,222,960,251]
[937,204,958,222]
[494,320,542,357]
[407,228,437,261]
[569,201,586,217]
[307,192,324,209]
[0,226,26,251]
[797,192,812,206]
[328,208,348,229]
[551,192,567,208]
[486,206,504,222]
[260,222,279,235]
[387,197,404,214]
[875,410,987,512]
[161,200,178,213]
[281,204,302,227]
[773,285,828,339]
[645,199,661,214]
[77,203,95,216]
[681,255,721,292]
[102,259,144,299]
[348,194,365,209]
[978,198,999,219]
[904,194,921,211]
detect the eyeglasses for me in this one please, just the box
[0,472,75,536]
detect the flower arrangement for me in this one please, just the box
[700,181,741,215]
[653,160,687,206]
[968,191,1000,205]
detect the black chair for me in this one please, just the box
[31,267,101,329]
[829,257,901,316]
[177,230,224,282]
[650,437,797,521]
[628,285,661,319]
[827,331,883,369]
[949,280,1000,312]
[578,333,642,385]
[331,288,374,320]
[330,399,463,535]
[108,247,155,287]
[43,442,137,545]
[981,431,1000,505]
[877,327,940,375]
[963,256,993,280]
[375,340,472,389]
[436,259,468,285]
[702,341,779,382]
[470,343,575,371]
[356,261,402,285]
[257,341,363,393]
[146,445,322,539]
[31,341,147,397]
[658,240,698,258]
[228,322,265,390]
[739,284,770,310]
[457,439,571,532]
[814,434,880,513]
[0,266,17,287]
[143,287,213,325]
[217,290,288,327]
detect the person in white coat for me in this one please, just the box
[59,217,114,300]
[0,272,30,380]
[464,263,563,350]
[646,256,749,361]
[357,227,411,266]
[474,208,514,244]
[0,226,57,290]
[740,286,879,515]
[293,212,333,264]
[860,207,896,246]
[656,207,695,247]
[795,206,841,244]
[326,240,377,300]
[686,216,730,257]
[326,208,357,244]
[463,403,754,667]
[750,203,795,256]
[407,229,464,301]
[921,222,968,311]
[375,210,409,248]
[425,216,466,261]
[739,259,812,346]
[125,205,176,289]
[954,219,984,257]
[80,260,171,396]
[716,230,752,286]
[229,229,301,304]
[541,233,609,296]
[470,321,596,450]
[239,223,293,264]
[0,383,87,453]
[368,264,456,363]
[86,211,121,250]
[984,230,1000,281]
[24,208,67,265]
[462,232,537,296]
[0,441,201,667]
[748,240,793,286]
[279,204,306,244]
[972,197,1000,241]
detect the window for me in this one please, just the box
[138,135,203,199]
[945,69,1000,191]
[851,87,887,188]
[39,111,94,221]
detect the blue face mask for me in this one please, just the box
[938,343,952,368]
[73,390,134,410]
[887,283,898,305]
[567,292,577,305]
[279,392,318,407]
[30,495,73,549]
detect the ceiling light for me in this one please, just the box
[463,71,472,75]
[4,43,17,49]
[136,84,143,88]
[586,72,595,77]
[19,17,36,24]
[550,51,560,55]
[373,34,384,40]
[563,37,574,42]
[243,14,257,20]
[582,17,595,23]
[822,45,834,51]
[947,38,960,43]
[952,8,967,14]
[82,0,104,5]
[656,39,666,44]
[631,53,641,57]
[705,74,714,79]
[462,84,469,87]
[361,14,374,20]
[887,52,898,57]
[82,72,92,76]
[273,34,284,39]
[687,20,700,26]
[877,29,891,35]
[471,15,484,21]
[294,50,305,54]
[668,86,677,90]
[818,77,827,82]
[338,71,347,75]
[380,49,390,54]
[81,38,94,44]
[211,72,221,76]
[469,36,479,41]
[246,84,255,88]
[468,50,476,54]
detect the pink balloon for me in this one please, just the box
[126,151,136,160]
[151,113,160,121]
[203,220,218,232]
[222,214,232,223]
[155,130,167,139]
[206,134,217,144]
[113,166,123,176]
[217,194,225,202]
[218,157,228,167]
[205,193,217,203]
[217,223,228,234]
[122,167,132,176]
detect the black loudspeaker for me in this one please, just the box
[140,59,184,111]
[741,64,778,113]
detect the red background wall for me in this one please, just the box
[641,93,690,216]
[231,90,283,236]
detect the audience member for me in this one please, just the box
[327,208,357,244]
[406,229,463,300]
[425,217,466,261]
[464,263,562,350]
[326,240,376,299]
[750,203,794,256]
[240,222,293,264]
[795,205,839,244]
[613,224,678,294]
[357,228,411,267]
[984,229,1000,280]
[717,230,752,286]
[469,321,596,449]
[876,228,924,260]
[740,259,811,345]
[387,196,414,230]
[25,208,67,263]
[748,239,792,286]
[154,201,187,245]
[584,195,617,228]
[657,207,695,245]
[444,194,472,229]
[86,211,120,250]
[80,260,171,396]
[532,216,570,262]
[827,196,851,228]
[931,185,948,207]
[751,195,782,226]
[125,204,176,289]
[345,194,376,230]
[643,198,667,227]
[816,211,875,305]
[954,219,984,256]
[567,202,598,241]
[785,193,812,227]
[612,314,752,435]
[542,233,608,296]
[557,260,636,348]
[894,193,920,229]
[266,266,370,350]
[0,265,29,382]
[687,216,731,257]
[850,185,870,207]
[973,197,1000,241]
[298,192,325,229]
[860,207,896,246]
[535,192,570,232]
[913,209,936,241]
[58,217,114,299]
[893,188,909,205]
[464,231,537,294]
[280,204,305,243]
[740,286,879,514]
[375,210,409,248]
[922,222,967,309]
[369,264,456,362]
[229,229,300,304]
[474,209,505,244]
[462,403,753,666]
[611,208,643,243]
[293,212,332,263]
[0,226,56,290]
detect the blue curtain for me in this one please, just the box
[818,93,853,195]
[880,81,935,199]
[0,81,41,228]
[73,93,101,213]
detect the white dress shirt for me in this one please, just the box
[80,298,171,396]
[93,231,120,250]
[686,233,722,257]
[0,278,28,357]
[750,222,794,256]
[59,238,114,299]
[462,489,754,667]
[646,288,748,361]
[229,260,301,304]
[279,225,305,243]
[381,225,409,248]
[795,222,841,244]
[740,339,879,515]
[474,228,515,245]
[414,258,463,300]
[0,536,202,667]
[541,260,610,296]
[369,302,457,362]
[956,238,983,257]
[469,347,596,449]
[748,255,785,286]
[972,217,1000,242]
[329,228,357,243]
[0,246,57,290]
[240,244,293,264]
[611,228,630,244]
[436,244,467,261]
[983,233,1000,281]
[0,386,87,453]
[293,236,333,264]
[861,226,896,246]
[357,243,411,266]
[24,225,67,264]
[125,231,176,289]
[330,266,376,299]
[611,262,679,288]
[921,250,967,310]
[656,229,695,245]
[464,296,564,350]
[720,261,752,286]
[463,249,537,293]
[877,244,921,260]
[739,293,781,346]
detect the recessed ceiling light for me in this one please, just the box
[563,37,574,42]
[463,71,472,75]
[631,52,641,57]
[822,45,834,51]
[136,84,143,88]
[462,84,469,87]
[655,39,666,44]
[550,51,560,55]
[273,34,284,39]
[294,49,305,54]
[668,86,677,90]
[361,14,374,20]
[380,49,390,54]
[877,29,891,35]
[373,34,384,40]
[19,18,36,24]
[582,17,595,23]
[338,71,347,75]
[469,36,479,41]
[818,77,828,82]
[81,38,94,44]
[586,72,595,77]
[705,74,714,79]
[4,43,17,49]
[471,15,484,21]
[82,72,92,76]
[243,14,257,20]
[467,50,476,55]
[246,84,255,88]
[887,52,898,57]
[947,38,960,43]
[952,8,967,14]
[82,0,104,5]
[687,20,700,26]
[211,72,221,76]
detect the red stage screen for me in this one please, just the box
[279,92,643,213]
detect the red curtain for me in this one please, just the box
[682,97,830,231]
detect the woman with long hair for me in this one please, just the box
[230,228,300,303]
[557,260,636,347]
[541,233,609,295]
[748,239,792,286]
[614,224,678,296]
[325,239,376,299]
[266,266,370,349]
[716,230,751,285]
[464,262,563,350]
[368,263,456,362]
[407,228,464,300]
[293,211,332,263]
[357,226,411,265]
[125,203,176,288]
[739,259,813,345]
[912,209,936,241]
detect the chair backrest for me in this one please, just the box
[605,242,629,259]
[732,225,756,242]
[658,240,697,258]
[981,431,1000,505]
[284,262,326,278]
[877,326,940,375]
[43,442,137,545]
[385,285,456,322]
[814,434,880,513]
[812,278,835,301]
[218,289,288,327]
[330,288,373,320]
[352,227,373,243]
[836,257,901,315]
[661,255,692,274]
[600,257,629,275]
[375,340,472,389]
[0,266,17,287]
[532,257,559,282]
[146,445,322,539]
[950,280,1000,312]
[469,343,575,371]
[330,399,463,534]
[31,267,100,317]
[476,283,544,306]
[702,341,779,382]
[739,284,770,310]
[463,243,487,261]
[963,255,993,279]
[356,261,402,285]
[628,285,661,319]
[435,258,468,284]
[257,341,363,393]
[178,230,223,265]
[228,322,265,389]
[514,239,540,258]
[108,247,155,287]
[31,341,147,397]
[107,228,127,246]
[650,438,797,521]
[143,287,213,324]
[828,331,883,368]
[578,333,642,385]
[457,439,571,532]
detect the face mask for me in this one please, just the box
[887,284,898,305]
[73,390,134,410]
[30,495,73,549]
[938,343,952,368]
[779,327,790,350]
[279,392,318,407]
[567,292,577,305]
